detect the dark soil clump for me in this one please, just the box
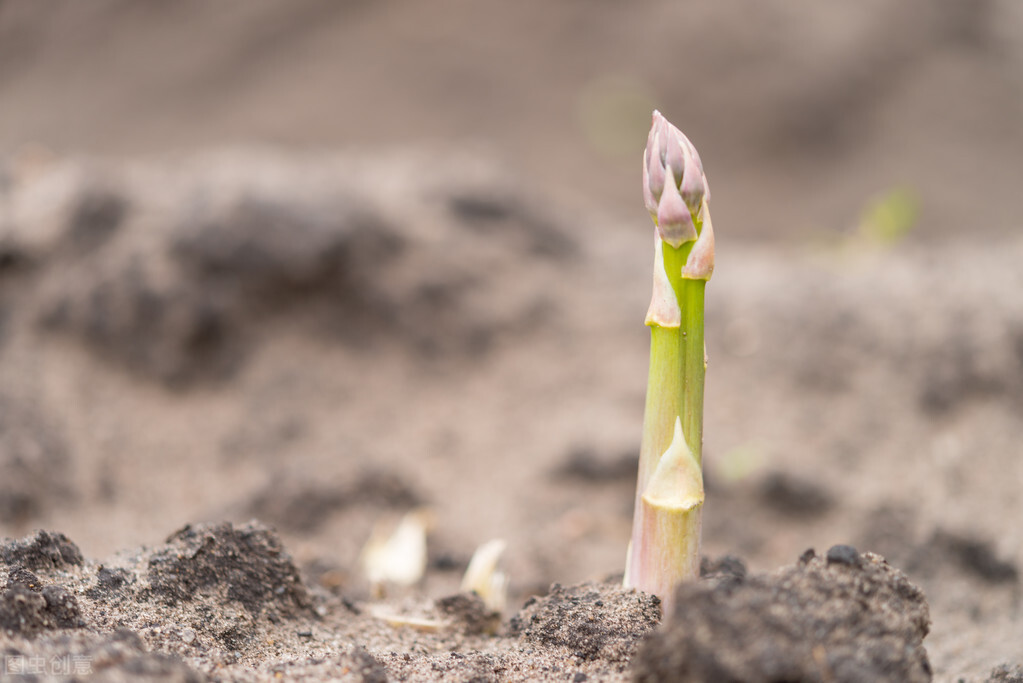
[145,521,311,618]
[633,547,931,683]
[0,583,82,635]
[699,555,748,585]
[436,592,499,635]
[511,582,661,663]
[0,530,83,571]
[86,566,133,599]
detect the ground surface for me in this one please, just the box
[0,151,1021,681]
[1,2,1023,681]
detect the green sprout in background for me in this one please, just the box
[858,186,919,246]
[624,111,714,608]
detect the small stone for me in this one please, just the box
[181,628,196,644]
[574,673,589,682]
[826,545,861,568]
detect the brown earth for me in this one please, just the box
[1,2,1023,681]
[0,148,1020,681]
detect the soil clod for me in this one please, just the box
[5,566,42,591]
[0,581,82,635]
[0,530,83,571]
[436,592,500,635]
[510,582,661,663]
[87,566,133,599]
[145,521,311,617]
[633,551,931,683]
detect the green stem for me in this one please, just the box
[626,238,707,600]
[636,326,682,491]
[635,242,690,490]
[680,277,705,466]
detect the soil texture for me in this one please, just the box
[0,150,1020,681]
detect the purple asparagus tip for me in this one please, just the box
[643,111,709,248]
[643,111,714,280]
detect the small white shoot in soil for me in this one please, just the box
[460,538,509,614]
[361,507,433,596]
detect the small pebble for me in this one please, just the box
[574,674,588,682]
[181,628,196,644]
[826,544,861,567]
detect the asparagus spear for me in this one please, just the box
[625,111,715,606]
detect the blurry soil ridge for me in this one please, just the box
[0,150,572,387]
[0,524,952,682]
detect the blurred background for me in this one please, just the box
[1,2,1023,678]
[3,0,1022,240]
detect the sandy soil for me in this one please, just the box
[1,2,1023,681]
[0,149,1020,681]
